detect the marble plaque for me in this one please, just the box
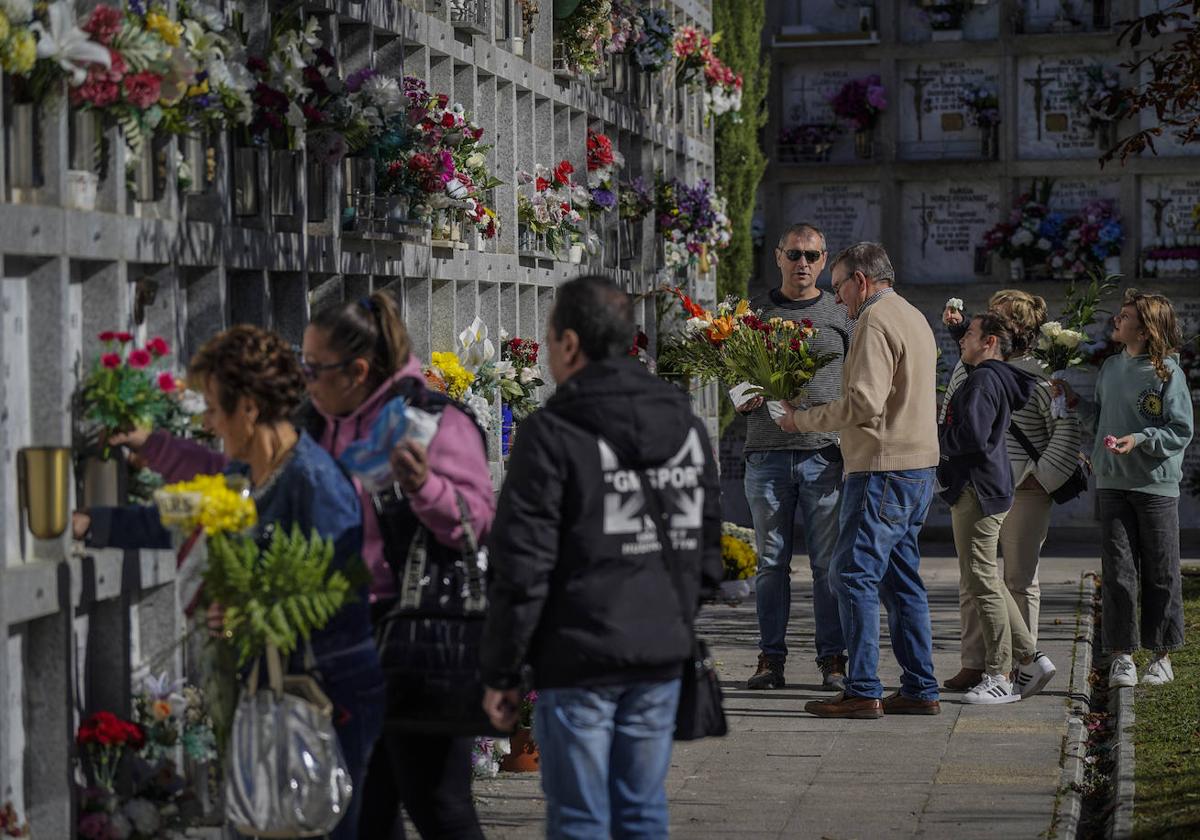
[787,0,870,34]
[899,0,1001,43]
[1044,178,1122,214]
[780,63,882,163]
[897,60,1001,155]
[1139,176,1200,248]
[1136,61,1200,159]
[779,183,882,258]
[1017,56,1119,158]
[901,181,1001,282]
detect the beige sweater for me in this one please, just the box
[792,291,940,473]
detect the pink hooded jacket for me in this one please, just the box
[138,354,495,600]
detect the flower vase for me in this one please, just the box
[518,224,539,256]
[501,404,515,456]
[1096,121,1118,152]
[65,170,99,211]
[233,147,261,216]
[980,125,998,160]
[511,36,524,56]
[79,457,124,510]
[181,133,211,195]
[1009,257,1024,281]
[568,243,584,264]
[270,149,299,216]
[132,143,160,203]
[499,728,539,772]
[854,129,874,160]
[7,103,40,199]
[432,209,453,245]
[719,579,751,602]
[307,159,327,223]
[1103,255,1121,276]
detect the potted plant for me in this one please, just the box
[499,692,540,772]
[719,523,757,601]
[829,75,887,160]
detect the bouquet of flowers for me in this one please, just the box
[618,176,655,221]
[656,178,733,271]
[517,159,589,255]
[979,179,1058,269]
[161,1,254,138]
[829,75,887,132]
[79,332,179,457]
[606,0,643,54]
[0,802,28,837]
[672,25,743,120]
[497,333,544,421]
[0,0,38,76]
[631,6,673,70]
[471,736,511,779]
[77,711,146,792]
[243,15,326,150]
[960,85,1000,128]
[1036,271,1118,416]
[554,0,613,75]
[453,317,500,432]
[1063,63,1128,130]
[721,522,756,582]
[586,128,623,212]
[723,313,834,403]
[132,671,218,764]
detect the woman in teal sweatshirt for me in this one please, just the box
[1058,290,1194,690]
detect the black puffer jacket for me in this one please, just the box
[480,358,723,690]
[939,359,1040,515]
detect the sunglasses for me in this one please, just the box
[782,248,825,264]
[300,358,354,381]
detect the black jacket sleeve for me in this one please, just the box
[480,413,565,690]
[87,505,172,551]
[697,420,724,601]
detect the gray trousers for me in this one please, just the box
[1098,489,1186,654]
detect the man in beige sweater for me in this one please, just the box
[777,242,941,719]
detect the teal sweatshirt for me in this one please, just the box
[1080,351,1195,497]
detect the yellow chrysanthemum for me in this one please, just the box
[145,11,183,46]
[720,534,757,581]
[0,11,12,44]
[430,351,475,400]
[160,474,257,535]
[4,30,37,75]
[187,79,210,97]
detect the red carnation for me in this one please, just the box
[116,332,134,343]
[83,5,123,46]
[802,319,813,328]
[98,331,117,342]
[100,353,121,369]
[440,111,457,129]
[146,336,169,357]
[436,93,449,108]
[157,372,176,392]
[553,160,574,185]
[127,349,152,369]
[789,338,802,351]
[535,177,550,192]
[123,72,163,109]
[302,104,325,125]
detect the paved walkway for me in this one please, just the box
[473,553,1097,839]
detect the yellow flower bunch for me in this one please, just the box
[145,11,183,46]
[159,474,257,535]
[0,13,37,75]
[720,533,757,581]
[430,351,475,400]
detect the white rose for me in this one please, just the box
[519,366,539,384]
[945,298,963,311]
[465,152,485,170]
[1040,321,1064,339]
[1012,229,1035,247]
[685,316,711,335]
[1037,238,1052,251]
[1058,330,1085,349]
[493,360,517,380]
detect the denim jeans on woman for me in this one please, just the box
[831,469,939,701]
[743,446,845,660]
[534,679,681,840]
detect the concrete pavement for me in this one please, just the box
[472,553,1097,839]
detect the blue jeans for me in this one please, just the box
[832,469,938,701]
[534,680,681,840]
[744,447,845,659]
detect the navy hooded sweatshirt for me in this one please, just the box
[938,359,1040,515]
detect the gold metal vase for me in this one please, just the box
[17,447,71,541]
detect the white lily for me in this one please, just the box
[32,1,111,86]
[457,317,496,373]
[493,360,517,380]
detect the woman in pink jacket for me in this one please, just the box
[124,290,494,839]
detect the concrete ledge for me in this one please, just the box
[1110,685,1136,840]
[1052,570,1098,839]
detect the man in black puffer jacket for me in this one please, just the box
[481,275,723,837]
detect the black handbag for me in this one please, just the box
[638,475,728,742]
[1008,423,1089,505]
[373,490,504,737]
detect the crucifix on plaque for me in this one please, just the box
[1024,62,1053,142]
[911,192,935,258]
[904,64,933,142]
[1146,187,1173,242]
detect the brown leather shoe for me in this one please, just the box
[943,667,985,691]
[747,653,786,690]
[804,691,883,719]
[882,690,941,715]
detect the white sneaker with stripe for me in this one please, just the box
[962,673,1021,705]
[1142,655,1174,686]
[1109,654,1137,689]
[1013,652,1056,698]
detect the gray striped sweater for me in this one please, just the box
[742,289,853,453]
[939,355,1083,492]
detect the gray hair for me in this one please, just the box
[777,222,827,252]
[829,242,895,285]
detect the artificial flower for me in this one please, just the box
[32,1,113,86]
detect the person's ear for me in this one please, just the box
[562,328,582,364]
[349,357,370,387]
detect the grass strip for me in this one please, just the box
[1132,568,1200,839]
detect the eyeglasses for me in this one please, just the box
[782,248,825,264]
[300,358,354,381]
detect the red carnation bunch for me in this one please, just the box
[76,711,146,792]
[586,130,615,171]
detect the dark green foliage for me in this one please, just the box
[713,0,769,304]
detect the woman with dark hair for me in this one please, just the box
[73,325,383,840]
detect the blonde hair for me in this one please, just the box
[1121,288,1181,382]
[988,289,1047,356]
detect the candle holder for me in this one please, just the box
[17,447,71,558]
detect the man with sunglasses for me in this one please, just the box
[739,222,852,693]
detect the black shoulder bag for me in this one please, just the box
[636,470,728,742]
[372,488,504,737]
[1008,422,1089,505]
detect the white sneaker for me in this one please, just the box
[962,673,1021,705]
[1109,654,1137,688]
[1013,652,1057,698]
[1142,655,1174,686]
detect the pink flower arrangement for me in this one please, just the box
[123,72,162,109]
[829,75,888,132]
[82,5,123,46]
[673,26,744,119]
